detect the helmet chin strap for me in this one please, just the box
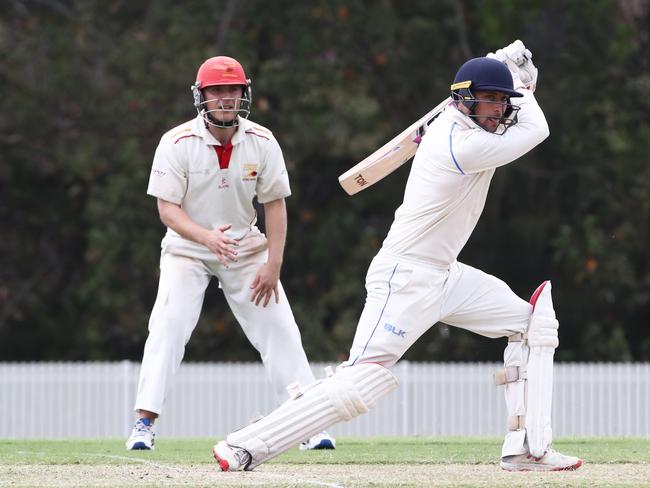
[204,111,239,128]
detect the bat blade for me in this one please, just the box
[338,97,451,195]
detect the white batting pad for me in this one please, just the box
[500,335,529,456]
[226,363,398,469]
[526,281,559,458]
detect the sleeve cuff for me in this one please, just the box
[147,189,182,205]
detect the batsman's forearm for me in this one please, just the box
[263,198,287,266]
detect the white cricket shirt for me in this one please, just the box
[381,89,549,267]
[147,115,290,260]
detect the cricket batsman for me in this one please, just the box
[126,56,334,452]
[213,41,583,472]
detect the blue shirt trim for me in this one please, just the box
[449,122,465,175]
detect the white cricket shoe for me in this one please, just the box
[213,441,252,471]
[125,418,155,450]
[299,431,336,450]
[501,448,583,471]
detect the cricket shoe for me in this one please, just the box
[501,448,583,471]
[299,431,336,450]
[125,417,155,450]
[213,441,252,471]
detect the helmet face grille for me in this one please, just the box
[451,86,521,134]
[191,85,252,128]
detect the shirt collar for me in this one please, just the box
[444,104,475,129]
[192,115,250,146]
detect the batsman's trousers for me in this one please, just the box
[346,250,533,456]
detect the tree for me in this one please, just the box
[0,0,648,361]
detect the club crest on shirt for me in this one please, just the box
[242,163,259,181]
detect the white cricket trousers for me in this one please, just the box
[134,252,315,416]
[346,250,533,456]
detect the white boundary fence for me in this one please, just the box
[1,362,648,439]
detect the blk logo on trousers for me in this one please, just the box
[384,323,406,338]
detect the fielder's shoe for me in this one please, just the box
[125,418,155,450]
[213,441,251,472]
[501,448,583,471]
[299,431,336,450]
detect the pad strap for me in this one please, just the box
[508,414,525,431]
[508,332,527,342]
[494,365,527,385]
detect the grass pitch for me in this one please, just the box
[1,437,648,487]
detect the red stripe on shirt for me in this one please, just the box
[245,129,270,141]
[174,134,197,144]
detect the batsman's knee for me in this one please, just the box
[527,281,559,348]
[495,280,559,384]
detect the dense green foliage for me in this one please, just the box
[1,1,648,362]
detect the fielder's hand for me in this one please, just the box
[487,39,538,92]
[250,262,281,307]
[203,224,239,267]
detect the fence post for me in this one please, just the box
[122,360,134,434]
[401,361,410,436]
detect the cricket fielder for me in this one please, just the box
[126,56,334,452]
[213,41,583,472]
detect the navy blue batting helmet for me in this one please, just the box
[451,57,522,98]
[451,57,522,134]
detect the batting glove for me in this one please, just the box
[487,40,538,92]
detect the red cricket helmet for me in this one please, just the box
[195,56,248,88]
[191,56,252,128]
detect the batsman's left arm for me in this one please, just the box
[451,90,549,174]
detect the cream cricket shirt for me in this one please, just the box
[147,116,290,261]
[381,89,549,267]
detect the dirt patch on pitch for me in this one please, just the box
[0,463,647,487]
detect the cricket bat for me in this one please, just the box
[338,97,451,195]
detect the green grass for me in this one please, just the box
[1,437,648,465]
[3,438,649,488]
